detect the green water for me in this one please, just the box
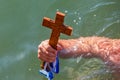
[0,0,120,80]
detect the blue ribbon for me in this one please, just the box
[39,53,59,80]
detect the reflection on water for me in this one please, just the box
[0,0,120,80]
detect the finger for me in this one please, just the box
[38,49,41,59]
[39,45,48,55]
[40,45,56,57]
[40,53,55,62]
[38,40,48,49]
[44,45,57,54]
[38,44,42,49]
[38,47,56,61]
[47,52,57,57]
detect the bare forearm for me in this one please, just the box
[57,36,120,78]
[58,36,120,60]
[58,37,93,58]
[88,36,120,63]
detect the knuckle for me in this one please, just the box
[38,54,41,59]
[38,49,40,53]
[38,44,42,49]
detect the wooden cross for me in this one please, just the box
[41,12,73,69]
[42,11,73,50]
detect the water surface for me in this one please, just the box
[0,0,120,80]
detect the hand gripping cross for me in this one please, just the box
[39,12,72,80]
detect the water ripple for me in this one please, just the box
[90,2,116,12]
[96,20,120,35]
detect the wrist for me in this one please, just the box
[57,39,78,58]
[57,38,93,58]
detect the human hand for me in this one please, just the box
[38,40,62,62]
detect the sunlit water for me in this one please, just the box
[0,0,120,80]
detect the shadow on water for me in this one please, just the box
[0,0,120,80]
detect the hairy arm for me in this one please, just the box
[58,36,120,77]
[38,36,120,79]
[58,37,92,58]
[58,36,120,67]
[58,36,109,58]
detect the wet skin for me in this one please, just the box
[38,36,120,79]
